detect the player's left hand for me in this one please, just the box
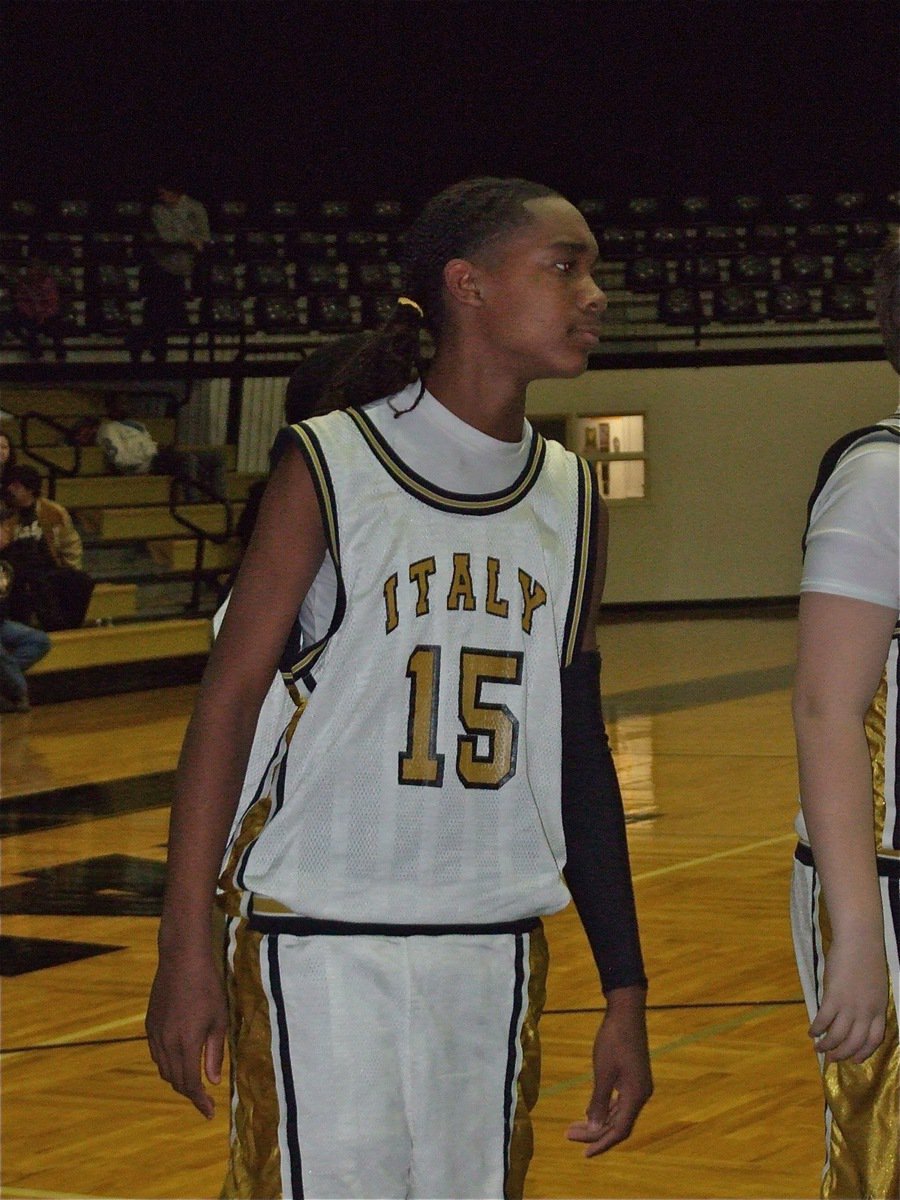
[566,986,652,1156]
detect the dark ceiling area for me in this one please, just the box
[3,0,897,208]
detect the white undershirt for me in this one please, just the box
[299,384,533,642]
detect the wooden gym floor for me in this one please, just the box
[0,613,828,1200]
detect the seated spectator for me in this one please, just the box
[0,261,66,361]
[0,429,16,506]
[97,397,159,474]
[0,464,94,631]
[72,397,226,500]
[0,560,50,712]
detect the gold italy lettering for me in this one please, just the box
[446,552,477,612]
[383,572,399,634]
[518,569,547,634]
[485,556,509,618]
[409,557,437,617]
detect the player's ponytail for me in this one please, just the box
[322,297,428,413]
[323,177,561,415]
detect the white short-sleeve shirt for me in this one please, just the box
[801,412,900,611]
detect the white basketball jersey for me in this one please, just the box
[219,405,598,927]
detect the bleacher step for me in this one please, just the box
[78,501,245,540]
[148,538,241,571]
[57,471,261,508]
[30,618,211,674]
[19,443,238,475]
[86,582,138,621]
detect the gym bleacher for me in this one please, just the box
[1,387,263,703]
[1,189,895,369]
[1,187,894,704]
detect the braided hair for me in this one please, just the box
[324,177,561,414]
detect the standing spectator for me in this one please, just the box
[132,178,210,362]
[0,464,94,630]
[0,260,66,361]
[0,560,50,712]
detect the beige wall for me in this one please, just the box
[528,360,898,604]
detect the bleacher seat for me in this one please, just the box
[714,285,760,322]
[834,249,875,283]
[254,294,307,334]
[822,283,869,320]
[730,254,775,285]
[782,253,827,284]
[768,284,814,320]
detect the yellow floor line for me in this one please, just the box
[632,832,796,883]
[541,1003,781,1098]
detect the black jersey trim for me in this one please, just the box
[275,422,348,689]
[234,732,288,894]
[562,456,598,667]
[502,933,526,1196]
[803,422,900,556]
[794,840,900,879]
[266,935,305,1199]
[346,406,547,515]
[247,911,540,937]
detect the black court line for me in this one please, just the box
[0,665,794,828]
[1,1001,807,1055]
[605,664,795,719]
[544,998,805,1016]
[0,771,175,835]
[1,1035,147,1055]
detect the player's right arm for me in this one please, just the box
[793,590,895,1063]
[146,443,326,1117]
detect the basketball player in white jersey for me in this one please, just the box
[790,231,900,1197]
[147,177,652,1199]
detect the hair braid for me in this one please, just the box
[327,177,561,413]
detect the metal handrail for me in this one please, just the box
[20,410,83,499]
[167,470,234,611]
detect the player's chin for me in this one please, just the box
[555,349,593,377]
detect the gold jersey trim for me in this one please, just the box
[346,407,547,514]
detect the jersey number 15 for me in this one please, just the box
[399,645,523,790]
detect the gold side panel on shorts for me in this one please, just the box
[506,924,549,1200]
[865,671,888,850]
[221,921,283,1200]
[218,702,306,917]
[818,891,899,1199]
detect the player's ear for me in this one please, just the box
[443,259,484,309]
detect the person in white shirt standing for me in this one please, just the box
[133,177,210,362]
[791,230,900,1198]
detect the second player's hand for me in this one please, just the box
[810,933,888,1064]
[566,989,653,1156]
[146,948,228,1119]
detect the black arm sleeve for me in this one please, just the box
[561,649,647,995]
